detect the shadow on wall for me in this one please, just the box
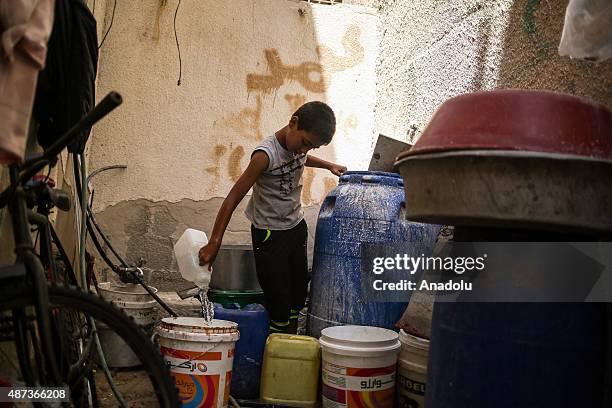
[472,0,611,106]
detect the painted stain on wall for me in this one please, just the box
[205,144,228,177]
[153,0,168,43]
[323,177,337,198]
[229,145,246,182]
[342,113,360,145]
[219,95,263,141]
[302,167,315,205]
[522,0,552,60]
[317,25,365,74]
[285,93,307,113]
[247,49,326,94]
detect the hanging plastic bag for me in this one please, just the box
[558,0,612,62]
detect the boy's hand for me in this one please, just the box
[329,164,347,177]
[199,241,220,271]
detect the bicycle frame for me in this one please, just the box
[6,163,62,385]
[0,92,123,386]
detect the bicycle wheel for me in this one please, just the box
[0,284,179,407]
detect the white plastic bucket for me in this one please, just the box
[156,317,240,408]
[98,282,158,367]
[396,330,429,408]
[98,282,158,303]
[98,283,158,324]
[319,325,401,408]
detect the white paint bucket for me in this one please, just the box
[396,329,429,408]
[319,325,400,408]
[98,282,158,326]
[98,282,158,367]
[98,282,158,303]
[156,317,240,408]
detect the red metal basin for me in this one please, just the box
[394,90,612,235]
[398,89,612,160]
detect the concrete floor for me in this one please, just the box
[95,369,159,407]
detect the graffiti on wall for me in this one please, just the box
[209,24,366,201]
[302,168,315,205]
[317,25,364,75]
[228,145,246,182]
[204,144,228,189]
[342,113,359,145]
[246,24,364,95]
[219,95,264,141]
[285,93,307,113]
[302,172,340,205]
[247,49,326,94]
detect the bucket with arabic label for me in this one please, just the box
[319,325,400,408]
[396,330,429,408]
[156,317,240,407]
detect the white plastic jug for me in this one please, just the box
[174,228,211,288]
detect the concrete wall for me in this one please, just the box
[346,0,612,142]
[89,0,378,289]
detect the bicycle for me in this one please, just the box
[0,92,179,407]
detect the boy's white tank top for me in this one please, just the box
[245,134,307,230]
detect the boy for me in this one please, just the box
[199,101,346,333]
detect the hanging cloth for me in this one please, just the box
[33,0,98,153]
[0,0,55,164]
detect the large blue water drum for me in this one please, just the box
[426,302,606,407]
[307,171,440,338]
[213,303,268,399]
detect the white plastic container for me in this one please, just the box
[396,329,429,408]
[174,228,211,288]
[156,317,240,408]
[319,325,401,408]
[98,282,158,367]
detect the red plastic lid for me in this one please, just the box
[396,90,612,160]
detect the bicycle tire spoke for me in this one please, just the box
[0,285,179,407]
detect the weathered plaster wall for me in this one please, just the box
[90,0,378,289]
[346,0,611,141]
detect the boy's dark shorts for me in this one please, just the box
[251,219,309,326]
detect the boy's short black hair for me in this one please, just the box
[293,101,336,144]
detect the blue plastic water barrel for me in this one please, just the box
[426,302,606,407]
[307,171,441,338]
[213,303,269,399]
